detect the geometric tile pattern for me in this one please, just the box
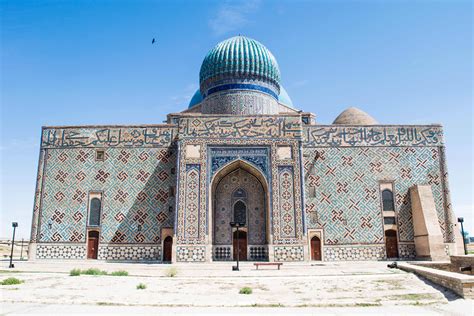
[36,244,86,259]
[178,116,302,140]
[399,244,416,259]
[30,150,46,243]
[304,125,444,147]
[98,245,161,260]
[303,146,450,245]
[277,166,297,238]
[209,147,269,179]
[273,246,304,261]
[214,168,266,245]
[38,147,176,244]
[176,246,206,262]
[182,165,201,240]
[201,91,280,115]
[324,245,386,261]
[41,126,174,149]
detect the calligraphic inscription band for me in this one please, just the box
[41,127,175,148]
[179,116,302,139]
[304,126,443,147]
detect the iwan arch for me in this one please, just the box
[29,36,465,262]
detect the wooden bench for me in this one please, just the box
[254,262,283,270]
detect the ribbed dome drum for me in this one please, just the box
[200,36,281,97]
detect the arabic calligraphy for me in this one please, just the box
[42,127,175,148]
[179,117,302,139]
[304,126,443,147]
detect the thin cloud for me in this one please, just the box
[291,80,309,88]
[209,0,261,36]
[169,83,198,107]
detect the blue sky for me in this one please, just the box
[1,0,472,239]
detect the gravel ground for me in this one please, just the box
[0,261,472,315]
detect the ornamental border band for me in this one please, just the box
[28,36,464,263]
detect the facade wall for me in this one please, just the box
[30,120,458,262]
[175,115,305,261]
[303,124,455,260]
[32,126,177,260]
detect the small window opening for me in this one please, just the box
[382,189,395,211]
[96,150,105,161]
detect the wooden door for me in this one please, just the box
[233,231,247,261]
[87,231,99,259]
[163,236,172,262]
[385,230,399,258]
[311,236,322,260]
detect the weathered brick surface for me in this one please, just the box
[398,262,474,298]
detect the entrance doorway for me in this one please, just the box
[87,231,99,259]
[310,236,322,260]
[163,236,173,262]
[233,230,247,261]
[385,230,399,258]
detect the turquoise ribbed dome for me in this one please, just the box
[199,36,281,93]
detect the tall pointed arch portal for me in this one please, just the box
[210,160,271,261]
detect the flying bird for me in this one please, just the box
[152,38,156,44]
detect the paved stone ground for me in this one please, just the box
[0,260,473,315]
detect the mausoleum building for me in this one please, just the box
[29,36,464,262]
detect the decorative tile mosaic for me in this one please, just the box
[324,245,385,261]
[38,147,176,244]
[249,246,268,261]
[36,244,86,259]
[178,116,302,139]
[201,91,279,115]
[303,146,450,244]
[276,166,297,238]
[214,168,266,245]
[98,244,161,261]
[213,246,232,261]
[399,243,416,259]
[182,165,201,240]
[30,150,46,242]
[304,125,444,147]
[176,246,206,262]
[273,246,304,261]
[209,147,269,179]
[42,126,175,148]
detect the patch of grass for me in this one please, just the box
[136,283,147,290]
[355,302,382,307]
[391,293,437,301]
[82,268,108,276]
[96,302,119,306]
[110,270,128,276]
[1,277,23,285]
[164,267,178,277]
[250,303,284,307]
[239,287,253,294]
[69,268,81,276]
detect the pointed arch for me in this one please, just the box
[209,159,271,260]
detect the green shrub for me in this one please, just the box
[82,268,107,276]
[1,277,23,285]
[136,283,147,290]
[69,268,81,276]
[164,267,178,277]
[110,270,128,276]
[239,287,252,294]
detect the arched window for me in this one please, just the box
[233,200,246,225]
[89,198,102,226]
[382,189,395,211]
